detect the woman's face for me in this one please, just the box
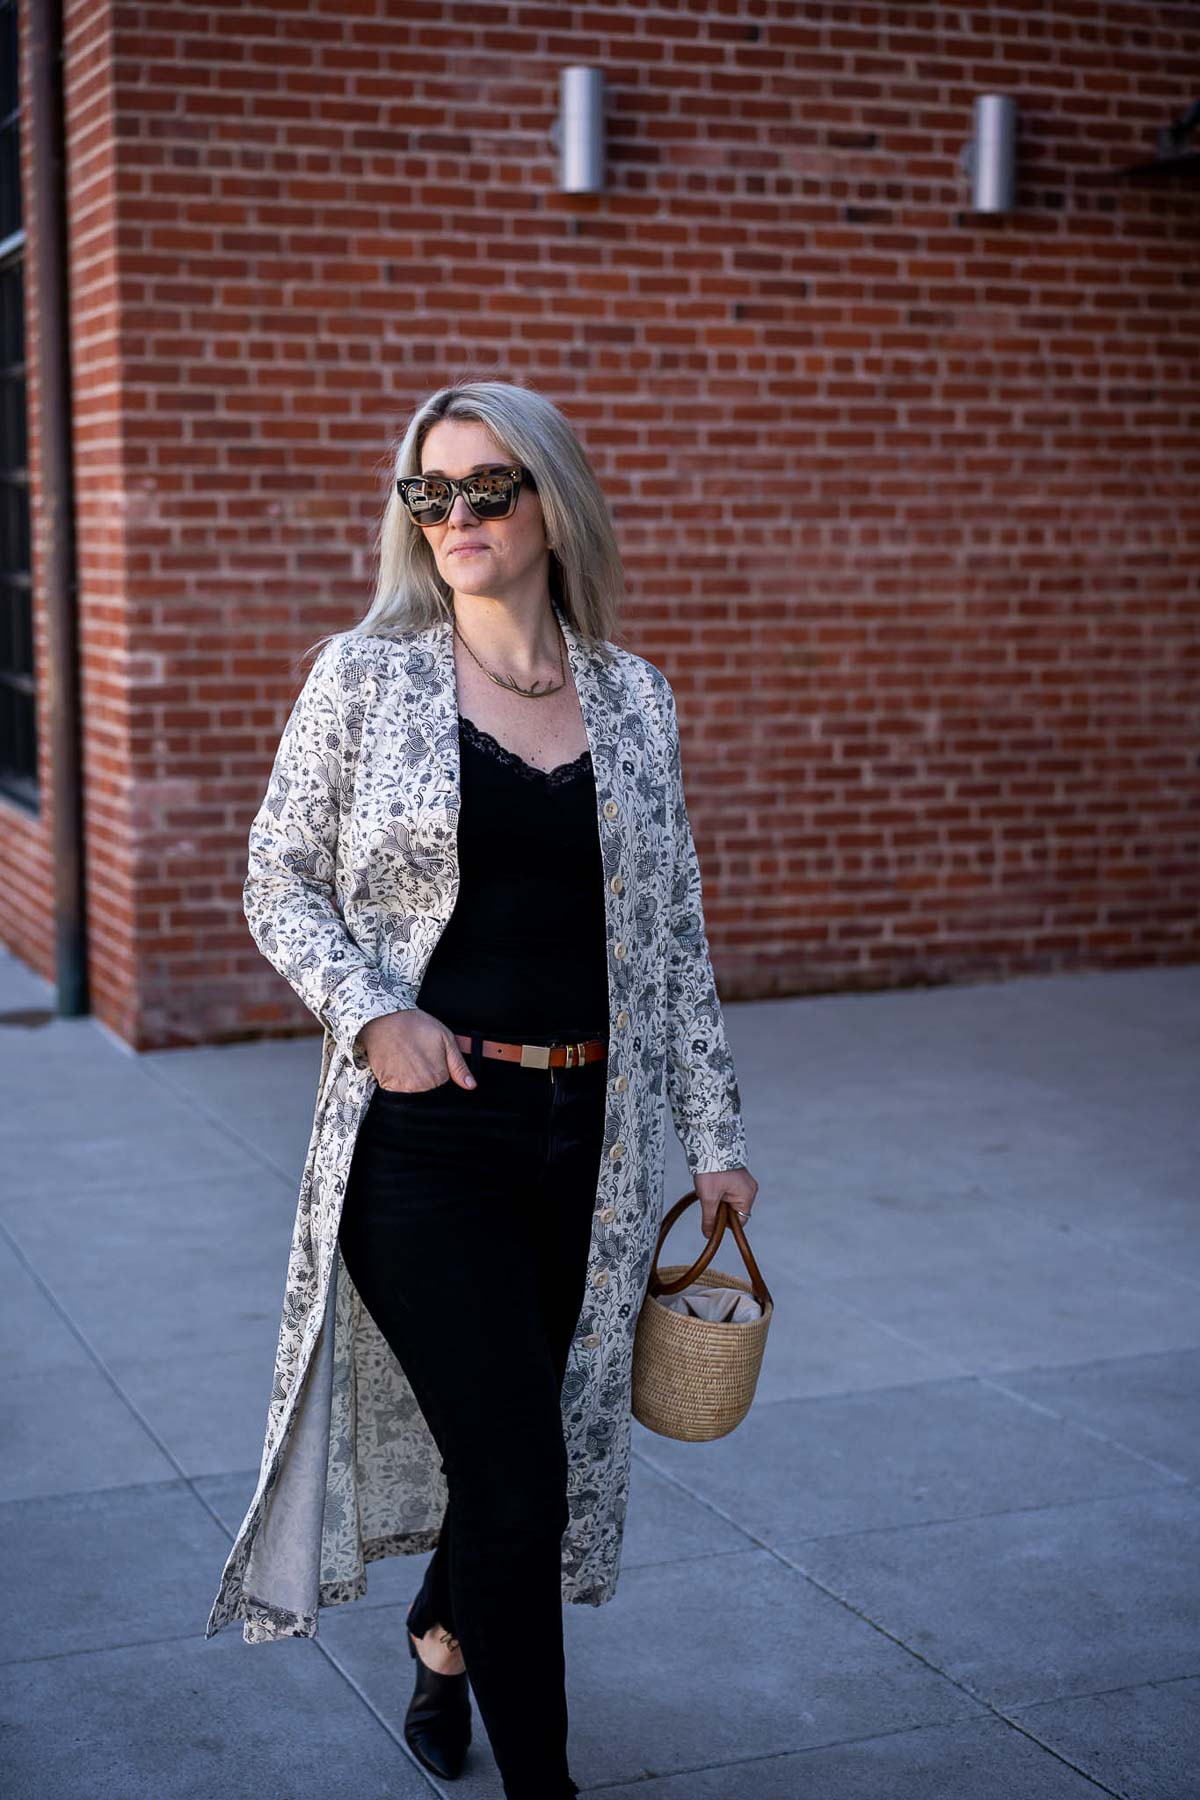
[416,418,550,603]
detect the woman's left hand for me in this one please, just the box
[693,1166,759,1238]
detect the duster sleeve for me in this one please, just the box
[243,636,418,1073]
[656,673,750,1177]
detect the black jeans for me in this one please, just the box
[337,1036,608,1800]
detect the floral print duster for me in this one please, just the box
[204,600,749,1645]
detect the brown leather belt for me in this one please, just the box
[452,1031,608,1070]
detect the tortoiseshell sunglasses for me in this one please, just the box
[395,464,536,527]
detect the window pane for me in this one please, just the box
[0,108,35,802]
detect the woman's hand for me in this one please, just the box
[694,1166,758,1238]
[361,1010,478,1093]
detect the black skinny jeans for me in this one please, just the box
[336,1036,608,1800]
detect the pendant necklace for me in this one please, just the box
[451,610,567,700]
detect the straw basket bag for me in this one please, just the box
[631,1190,773,1442]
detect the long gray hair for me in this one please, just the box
[309,378,625,668]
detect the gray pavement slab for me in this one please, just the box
[632,1369,1185,1548]
[599,1717,1113,1799]
[0,1107,267,1199]
[2,1477,234,1662]
[0,1234,93,1377]
[802,1230,1200,1373]
[743,1262,966,1402]
[0,1362,181,1502]
[2,946,1197,1798]
[795,1484,1200,1709]
[998,1348,1200,1484]
[0,1631,434,1800]
[144,1034,328,1185]
[108,1342,279,1477]
[1009,1678,1200,1800]
[1,1169,295,1362]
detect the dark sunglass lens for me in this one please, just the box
[463,471,517,516]
[403,478,452,522]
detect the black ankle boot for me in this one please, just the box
[404,1623,472,1780]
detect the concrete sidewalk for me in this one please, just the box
[1,947,1197,1799]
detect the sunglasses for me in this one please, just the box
[395,463,536,527]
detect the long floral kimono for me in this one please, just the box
[204,600,749,1644]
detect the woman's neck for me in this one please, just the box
[450,593,560,679]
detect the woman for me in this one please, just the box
[204,379,758,1800]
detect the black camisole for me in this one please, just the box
[414,713,610,1043]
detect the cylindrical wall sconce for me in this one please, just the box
[551,66,606,194]
[961,95,1019,214]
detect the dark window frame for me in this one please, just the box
[0,0,36,813]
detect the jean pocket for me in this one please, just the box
[375,1076,456,1101]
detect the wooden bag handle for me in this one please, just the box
[647,1190,773,1310]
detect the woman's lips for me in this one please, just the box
[449,545,488,556]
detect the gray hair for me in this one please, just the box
[308,377,625,670]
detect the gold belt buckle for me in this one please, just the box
[520,1043,552,1069]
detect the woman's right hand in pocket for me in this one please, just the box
[361,1010,478,1093]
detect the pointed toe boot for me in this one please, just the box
[404,1625,472,1781]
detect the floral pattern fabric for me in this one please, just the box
[204,601,749,1645]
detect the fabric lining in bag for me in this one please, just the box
[652,1283,763,1324]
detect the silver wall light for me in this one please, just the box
[550,66,606,194]
[960,95,1019,214]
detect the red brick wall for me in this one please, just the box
[5,0,1198,1050]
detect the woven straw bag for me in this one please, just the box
[631,1190,773,1442]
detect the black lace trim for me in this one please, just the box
[459,713,593,788]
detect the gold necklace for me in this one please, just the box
[451,611,567,699]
